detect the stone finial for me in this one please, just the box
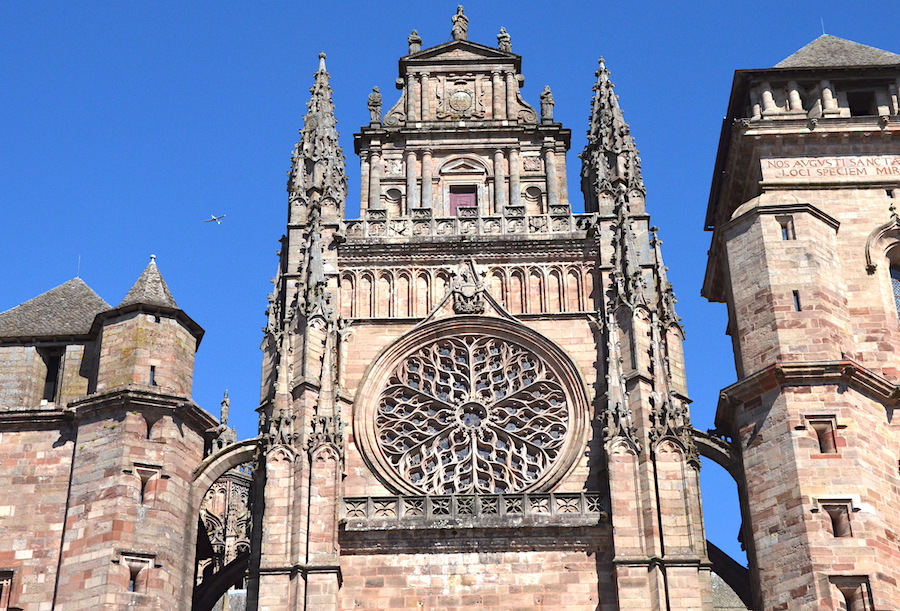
[317,51,326,72]
[450,6,468,41]
[497,27,511,52]
[540,85,554,122]
[367,86,382,124]
[408,29,422,54]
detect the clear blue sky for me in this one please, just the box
[2,2,895,565]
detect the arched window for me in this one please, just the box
[890,263,900,318]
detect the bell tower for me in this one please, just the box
[704,36,900,610]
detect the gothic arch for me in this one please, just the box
[192,438,259,506]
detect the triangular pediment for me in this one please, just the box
[405,39,517,64]
[441,158,488,174]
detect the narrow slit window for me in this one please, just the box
[39,347,64,403]
[149,366,157,386]
[823,504,852,537]
[792,290,802,312]
[810,420,838,454]
[778,216,796,240]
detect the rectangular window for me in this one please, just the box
[149,366,157,387]
[792,290,802,312]
[449,185,477,216]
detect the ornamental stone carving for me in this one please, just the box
[354,317,588,496]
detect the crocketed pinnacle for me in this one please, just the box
[118,255,178,309]
[582,57,645,199]
[287,52,348,212]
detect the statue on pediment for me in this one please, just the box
[497,27,511,52]
[368,86,382,124]
[451,6,468,41]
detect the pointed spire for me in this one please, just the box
[582,57,645,203]
[287,52,348,215]
[118,255,178,309]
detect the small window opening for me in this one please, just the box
[792,290,802,312]
[847,91,877,117]
[887,189,895,199]
[823,504,853,537]
[0,570,12,610]
[39,348,64,403]
[834,579,871,611]
[149,366,157,387]
[778,216,796,240]
[449,185,477,216]
[153,315,161,323]
[810,420,838,454]
[890,265,900,318]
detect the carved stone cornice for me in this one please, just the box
[716,359,900,429]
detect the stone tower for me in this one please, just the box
[251,9,715,609]
[0,260,216,609]
[703,36,900,610]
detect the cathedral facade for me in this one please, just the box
[0,9,898,610]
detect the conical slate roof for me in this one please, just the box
[118,256,178,309]
[0,278,110,339]
[776,35,900,68]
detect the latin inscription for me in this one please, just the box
[761,155,900,182]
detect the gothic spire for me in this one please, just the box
[287,52,347,217]
[581,57,645,208]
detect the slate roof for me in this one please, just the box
[0,278,111,339]
[118,258,178,309]
[776,35,900,68]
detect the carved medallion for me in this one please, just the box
[448,88,474,113]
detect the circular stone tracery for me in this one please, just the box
[372,329,577,496]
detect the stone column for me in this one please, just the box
[508,148,520,206]
[368,147,382,210]
[821,79,839,112]
[491,70,504,120]
[493,149,507,213]
[544,144,559,207]
[359,151,370,213]
[505,71,518,121]
[406,74,417,122]
[787,81,803,112]
[406,151,418,211]
[760,81,777,114]
[421,150,433,209]
[419,72,430,120]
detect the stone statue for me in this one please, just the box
[451,6,468,41]
[368,86,382,124]
[540,85,555,122]
[220,391,230,425]
[497,27,512,52]
[408,29,422,54]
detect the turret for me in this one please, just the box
[96,255,203,395]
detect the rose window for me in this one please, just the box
[374,333,573,495]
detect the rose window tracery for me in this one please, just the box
[374,333,572,495]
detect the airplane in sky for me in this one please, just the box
[204,214,226,225]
